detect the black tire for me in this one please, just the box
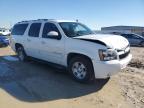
[17,46,27,61]
[68,56,95,83]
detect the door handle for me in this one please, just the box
[41,41,46,44]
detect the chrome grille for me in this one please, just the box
[117,45,130,60]
[119,50,130,59]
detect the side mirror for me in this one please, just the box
[47,31,59,37]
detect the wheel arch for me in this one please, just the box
[140,41,144,44]
[67,52,96,82]
[15,43,23,51]
[67,53,93,66]
[140,41,144,46]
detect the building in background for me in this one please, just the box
[101,26,144,36]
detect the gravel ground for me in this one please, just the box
[0,46,143,108]
[118,47,144,108]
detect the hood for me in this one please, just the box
[73,34,129,50]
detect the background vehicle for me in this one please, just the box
[120,33,144,47]
[10,19,132,83]
[0,36,9,47]
[0,28,11,36]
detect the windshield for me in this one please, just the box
[59,22,94,37]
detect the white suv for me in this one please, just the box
[10,19,132,83]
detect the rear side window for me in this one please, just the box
[28,23,41,37]
[12,24,28,35]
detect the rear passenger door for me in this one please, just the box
[39,22,65,65]
[25,23,42,58]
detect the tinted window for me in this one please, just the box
[28,23,41,37]
[12,24,28,35]
[127,34,133,38]
[131,34,140,39]
[121,34,135,39]
[42,23,61,39]
[121,34,128,38]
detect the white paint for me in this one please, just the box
[3,56,19,61]
[10,20,132,79]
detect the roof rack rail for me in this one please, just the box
[37,19,48,21]
[17,21,27,23]
[17,20,37,23]
[17,19,56,23]
[37,19,55,21]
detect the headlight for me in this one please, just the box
[99,49,117,61]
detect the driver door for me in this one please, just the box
[39,22,65,65]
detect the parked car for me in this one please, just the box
[0,36,9,47]
[120,33,144,47]
[10,19,132,83]
[0,28,11,36]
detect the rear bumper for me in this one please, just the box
[92,54,132,79]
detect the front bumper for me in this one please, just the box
[92,54,132,79]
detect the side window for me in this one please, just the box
[131,34,139,39]
[28,23,41,37]
[121,34,128,38]
[124,34,132,39]
[42,23,61,39]
[12,24,28,35]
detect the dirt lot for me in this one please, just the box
[0,46,143,108]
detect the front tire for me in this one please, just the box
[68,56,95,83]
[17,46,27,61]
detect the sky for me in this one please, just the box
[0,0,144,30]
